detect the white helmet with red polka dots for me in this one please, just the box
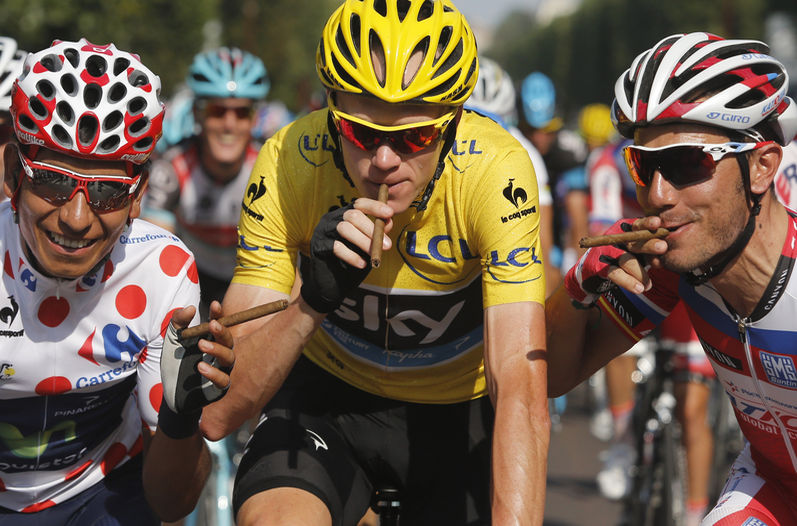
[10,38,164,164]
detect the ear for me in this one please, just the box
[749,142,783,195]
[2,142,20,199]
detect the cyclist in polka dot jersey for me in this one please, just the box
[0,39,233,525]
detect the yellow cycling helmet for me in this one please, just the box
[316,0,479,105]
[578,103,614,147]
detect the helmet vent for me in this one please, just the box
[103,110,123,131]
[52,125,72,149]
[417,1,434,21]
[443,4,454,12]
[373,0,387,17]
[60,74,78,96]
[108,82,127,103]
[433,38,462,79]
[404,37,430,89]
[368,30,386,87]
[433,26,453,66]
[134,137,153,152]
[424,68,458,98]
[331,52,360,89]
[128,96,147,115]
[39,54,63,73]
[335,27,356,67]
[397,0,411,22]
[85,55,107,77]
[129,117,149,136]
[128,70,149,88]
[84,83,102,109]
[18,114,37,133]
[63,48,79,68]
[349,14,361,55]
[29,97,48,119]
[56,101,74,125]
[36,80,55,100]
[77,115,99,147]
[98,136,120,154]
[113,57,130,76]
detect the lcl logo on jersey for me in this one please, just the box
[242,176,267,222]
[298,132,335,167]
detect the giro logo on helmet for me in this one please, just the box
[706,113,751,124]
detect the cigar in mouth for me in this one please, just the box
[579,228,670,249]
[369,183,389,268]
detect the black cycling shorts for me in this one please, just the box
[233,356,494,526]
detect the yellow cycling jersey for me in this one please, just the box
[234,109,545,403]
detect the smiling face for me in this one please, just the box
[196,97,254,180]
[335,92,454,213]
[634,124,752,273]
[3,145,144,280]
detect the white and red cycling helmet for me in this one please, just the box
[613,32,797,145]
[10,38,165,164]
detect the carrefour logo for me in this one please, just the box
[706,112,751,124]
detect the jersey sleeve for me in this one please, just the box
[597,267,682,342]
[466,143,546,308]
[233,132,310,294]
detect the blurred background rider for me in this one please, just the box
[143,47,269,319]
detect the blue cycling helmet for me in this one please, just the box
[520,71,560,130]
[187,47,269,100]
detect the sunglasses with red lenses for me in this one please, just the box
[18,151,141,212]
[623,141,773,188]
[328,98,456,155]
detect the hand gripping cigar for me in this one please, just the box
[178,299,289,340]
[579,228,670,249]
[369,183,389,268]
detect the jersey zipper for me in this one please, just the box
[735,314,797,472]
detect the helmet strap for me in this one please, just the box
[686,153,761,285]
[413,115,460,212]
[326,111,356,189]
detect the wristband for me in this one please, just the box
[157,396,201,439]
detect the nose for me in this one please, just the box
[639,169,678,210]
[371,143,402,171]
[58,190,94,233]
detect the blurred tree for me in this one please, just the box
[486,0,790,122]
[0,0,341,112]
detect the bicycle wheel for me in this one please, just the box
[656,419,686,526]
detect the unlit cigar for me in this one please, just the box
[369,183,389,268]
[579,228,671,248]
[178,299,289,340]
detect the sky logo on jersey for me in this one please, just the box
[760,351,797,389]
[0,421,76,458]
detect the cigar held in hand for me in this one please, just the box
[579,228,670,249]
[369,183,389,268]
[178,299,289,340]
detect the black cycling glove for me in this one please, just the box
[300,203,371,313]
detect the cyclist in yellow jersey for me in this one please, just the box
[201,1,548,525]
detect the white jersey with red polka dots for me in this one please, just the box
[0,202,200,513]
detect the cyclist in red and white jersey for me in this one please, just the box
[143,47,269,318]
[0,39,233,524]
[546,32,797,525]
[588,137,716,522]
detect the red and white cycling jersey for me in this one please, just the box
[0,203,199,512]
[144,138,260,280]
[597,212,797,501]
